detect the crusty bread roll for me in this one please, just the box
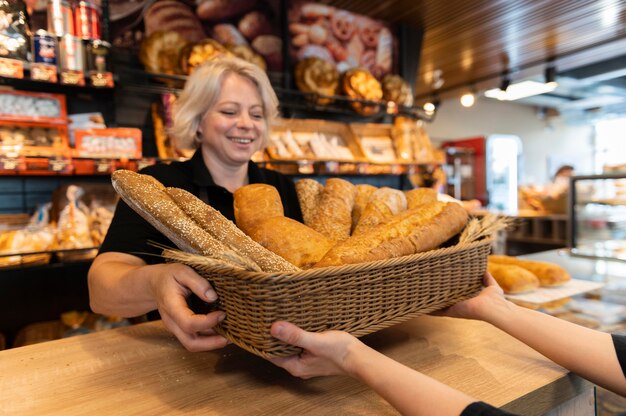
[111,170,259,271]
[309,178,357,243]
[165,187,299,273]
[352,187,407,235]
[405,187,437,209]
[248,216,334,269]
[315,201,468,267]
[488,255,571,287]
[234,184,284,236]
[351,184,377,232]
[295,178,323,227]
[487,262,540,294]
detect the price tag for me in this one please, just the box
[0,157,20,171]
[356,162,369,175]
[324,161,339,174]
[297,161,314,174]
[0,58,24,78]
[30,63,58,82]
[49,158,69,172]
[60,70,85,86]
[96,159,112,173]
[90,72,114,87]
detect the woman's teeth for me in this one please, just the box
[230,138,253,144]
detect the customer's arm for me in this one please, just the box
[270,322,479,416]
[88,252,229,352]
[443,273,626,396]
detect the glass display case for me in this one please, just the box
[570,173,626,261]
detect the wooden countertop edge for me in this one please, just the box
[501,372,592,415]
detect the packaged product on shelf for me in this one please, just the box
[67,112,106,146]
[0,90,67,123]
[0,0,30,64]
[267,119,363,161]
[349,122,397,164]
[73,127,142,159]
[47,0,74,37]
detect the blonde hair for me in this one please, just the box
[170,56,279,149]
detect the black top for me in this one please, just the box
[99,150,303,264]
[461,333,626,415]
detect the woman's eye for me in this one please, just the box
[251,113,264,119]
[221,110,236,116]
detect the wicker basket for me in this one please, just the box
[169,238,492,358]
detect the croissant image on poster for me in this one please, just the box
[288,1,397,79]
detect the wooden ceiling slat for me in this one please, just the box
[318,0,626,97]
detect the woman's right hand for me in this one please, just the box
[437,272,514,323]
[150,263,230,352]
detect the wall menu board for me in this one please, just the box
[288,2,397,79]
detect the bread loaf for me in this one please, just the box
[351,184,377,232]
[234,184,285,235]
[488,255,571,287]
[165,187,299,273]
[111,170,259,271]
[295,178,323,227]
[405,187,437,209]
[487,262,540,294]
[309,178,357,243]
[352,187,406,235]
[248,216,334,269]
[316,201,468,267]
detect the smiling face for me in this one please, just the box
[198,73,267,167]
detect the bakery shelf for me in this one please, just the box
[257,159,440,176]
[114,66,434,123]
[0,75,115,96]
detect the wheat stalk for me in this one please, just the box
[459,213,510,244]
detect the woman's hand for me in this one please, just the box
[269,321,363,379]
[437,272,513,323]
[150,263,230,352]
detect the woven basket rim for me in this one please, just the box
[165,237,493,282]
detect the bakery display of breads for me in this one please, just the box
[487,254,572,294]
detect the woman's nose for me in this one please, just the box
[237,112,253,128]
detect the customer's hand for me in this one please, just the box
[437,272,513,323]
[151,263,229,352]
[269,321,363,379]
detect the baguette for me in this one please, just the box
[315,201,468,267]
[351,184,377,232]
[111,170,260,271]
[165,187,300,273]
[248,216,334,269]
[488,255,571,287]
[405,187,437,209]
[295,178,323,227]
[309,178,357,242]
[352,187,407,235]
[233,184,284,235]
[487,262,540,294]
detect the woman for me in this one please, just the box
[89,56,302,352]
[269,273,626,415]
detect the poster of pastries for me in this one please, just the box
[109,0,284,72]
[288,1,397,79]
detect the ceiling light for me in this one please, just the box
[423,93,440,114]
[485,80,558,101]
[460,88,475,107]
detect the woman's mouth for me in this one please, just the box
[229,137,254,144]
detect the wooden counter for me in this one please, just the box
[0,316,592,415]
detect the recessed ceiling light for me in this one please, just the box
[485,80,557,101]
